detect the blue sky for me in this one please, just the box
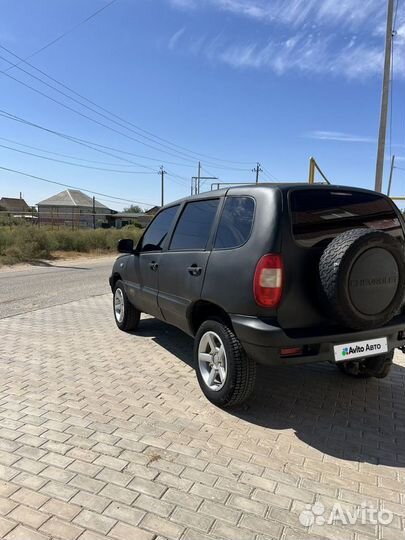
[0,0,404,210]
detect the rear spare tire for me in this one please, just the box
[319,229,405,330]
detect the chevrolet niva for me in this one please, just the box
[110,185,405,407]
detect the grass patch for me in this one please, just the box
[0,225,142,265]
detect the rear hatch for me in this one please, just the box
[277,186,405,331]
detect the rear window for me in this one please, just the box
[214,196,255,250]
[290,189,403,247]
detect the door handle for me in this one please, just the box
[188,264,202,276]
[149,261,158,271]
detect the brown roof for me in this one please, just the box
[0,197,31,212]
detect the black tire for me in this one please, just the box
[319,229,405,330]
[113,280,140,332]
[194,319,256,408]
[337,350,394,379]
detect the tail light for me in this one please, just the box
[253,254,283,308]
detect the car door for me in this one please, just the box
[158,198,221,333]
[125,205,179,318]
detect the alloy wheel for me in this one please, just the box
[198,331,228,391]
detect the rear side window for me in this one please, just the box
[214,196,255,249]
[170,199,219,250]
[290,189,403,247]
[140,205,179,251]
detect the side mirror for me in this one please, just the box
[117,238,134,253]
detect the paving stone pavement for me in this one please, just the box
[0,294,403,540]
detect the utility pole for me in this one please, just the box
[159,166,166,206]
[387,154,396,196]
[92,196,96,230]
[192,175,218,194]
[253,162,263,184]
[197,161,201,194]
[375,0,395,192]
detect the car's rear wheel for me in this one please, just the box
[194,320,256,407]
[113,280,140,332]
[336,351,394,379]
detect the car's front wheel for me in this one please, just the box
[194,320,256,407]
[337,351,394,379]
[113,280,140,332]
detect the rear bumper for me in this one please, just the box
[230,314,405,366]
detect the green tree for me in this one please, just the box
[123,205,143,214]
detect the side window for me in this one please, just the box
[170,199,219,251]
[140,205,179,252]
[214,197,255,249]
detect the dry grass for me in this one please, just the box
[0,225,142,265]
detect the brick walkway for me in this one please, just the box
[0,295,403,540]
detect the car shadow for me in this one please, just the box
[135,317,405,468]
[135,317,194,369]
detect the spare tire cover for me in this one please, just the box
[319,228,405,330]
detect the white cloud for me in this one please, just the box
[168,27,186,49]
[170,0,384,28]
[166,0,405,79]
[217,32,331,75]
[184,32,386,78]
[306,131,376,143]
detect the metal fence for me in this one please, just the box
[0,210,144,229]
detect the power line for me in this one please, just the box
[0,43,253,167]
[0,132,195,170]
[0,53,203,171]
[0,109,156,171]
[0,46,199,164]
[261,165,279,181]
[0,111,204,190]
[0,109,187,188]
[165,169,189,182]
[0,109,186,192]
[0,142,157,174]
[0,57,210,165]
[199,165,219,189]
[4,0,119,72]
[1,112,191,189]
[201,165,218,178]
[0,55,258,177]
[95,196,145,207]
[0,165,156,207]
[0,136,135,167]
